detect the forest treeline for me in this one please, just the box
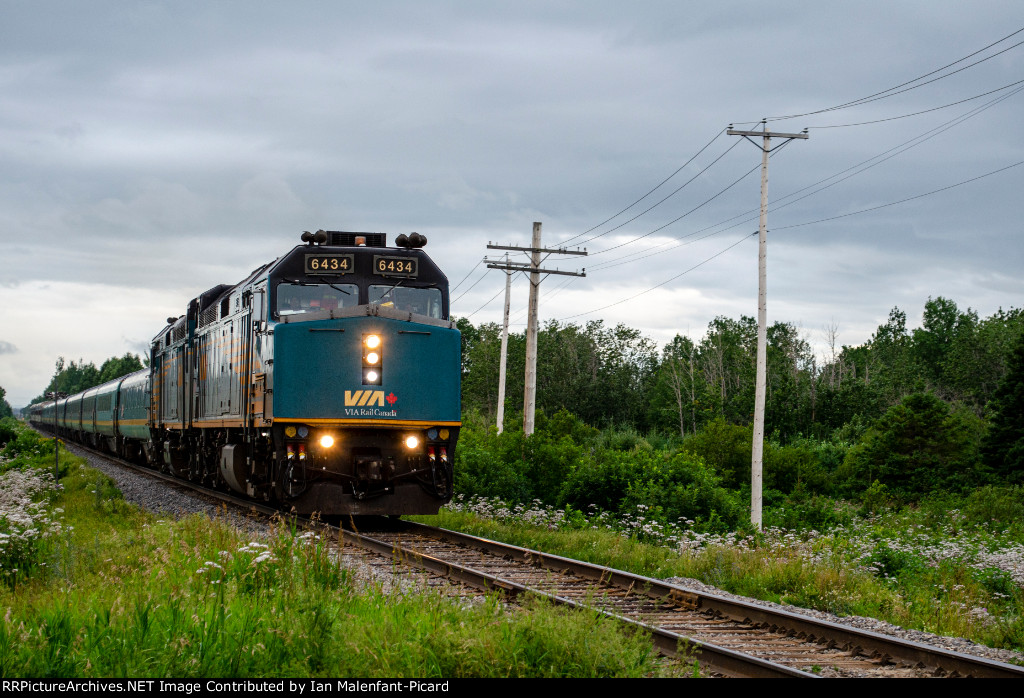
[460,297,1022,439]
[29,353,145,405]
[14,295,1024,529]
[455,296,1024,525]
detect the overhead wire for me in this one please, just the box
[585,82,1024,271]
[567,138,744,248]
[774,159,1024,232]
[555,233,754,322]
[473,30,1024,328]
[550,157,1024,325]
[560,128,727,246]
[586,158,761,259]
[510,83,999,317]
[519,142,761,309]
[450,258,483,293]
[807,78,1024,129]
[734,25,1024,123]
[465,282,511,319]
[451,266,491,304]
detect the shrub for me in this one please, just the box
[623,451,744,531]
[962,485,1024,531]
[454,413,587,505]
[559,448,656,514]
[839,393,985,499]
[0,418,19,448]
[681,418,751,489]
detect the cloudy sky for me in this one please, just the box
[2,1,1022,407]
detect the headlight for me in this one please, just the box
[405,435,420,449]
[320,435,335,448]
[363,334,383,385]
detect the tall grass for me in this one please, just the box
[0,423,682,678]
[423,493,1024,653]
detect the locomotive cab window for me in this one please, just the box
[277,282,358,317]
[369,285,444,319]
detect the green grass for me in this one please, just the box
[412,501,1024,654]
[0,424,686,678]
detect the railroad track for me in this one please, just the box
[344,523,1024,679]
[54,434,1024,678]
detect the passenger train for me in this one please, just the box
[30,230,461,515]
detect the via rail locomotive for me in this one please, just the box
[30,230,461,515]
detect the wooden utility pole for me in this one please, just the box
[727,122,808,530]
[496,253,512,433]
[486,222,586,435]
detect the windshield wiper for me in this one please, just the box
[374,279,405,303]
[324,282,352,296]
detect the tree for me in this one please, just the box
[98,353,144,383]
[840,392,984,497]
[459,321,510,421]
[0,386,13,419]
[944,307,1024,410]
[651,335,702,437]
[868,307,921,403]
[981,328,1024,484]
[698,316,757,423]
[454,317,482,377]
[764,322,815,440]
[586,321,658,429]
[31,353,145,404]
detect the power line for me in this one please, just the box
[465,281,512,319]
[735,26,1024,123]
[471,42,1024,329]
[512,135,1022,328]
[587,82,1023,271]
[807,78,1024,129]
[561,232,753,321]
[541,158,1022,327]
[450,259,483,293]
[451,266,490,304]
[775,160,1024,232]
[560,129,727,246]
[587,158,761,258]
[568,138,743,248]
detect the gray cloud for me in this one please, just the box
[1,1,1022,403]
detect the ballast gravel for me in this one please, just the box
[67,442,1024,669]
[64,442,466,595]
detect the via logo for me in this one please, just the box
[344,390,385,407]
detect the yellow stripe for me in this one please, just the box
[193,419,246,428]
[273,418,461,428]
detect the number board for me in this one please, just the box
[305,254,354,275]
[372,255,418,278]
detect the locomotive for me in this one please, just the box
[30,230,461,516]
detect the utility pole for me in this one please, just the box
[727,121,807,530]
[496,253,512,434]
[486,222,586,435]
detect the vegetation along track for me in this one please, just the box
[57,435,1024,678]
[357,523,1024,679]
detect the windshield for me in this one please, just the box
[369,285,443,318]
[277,282,358,316]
